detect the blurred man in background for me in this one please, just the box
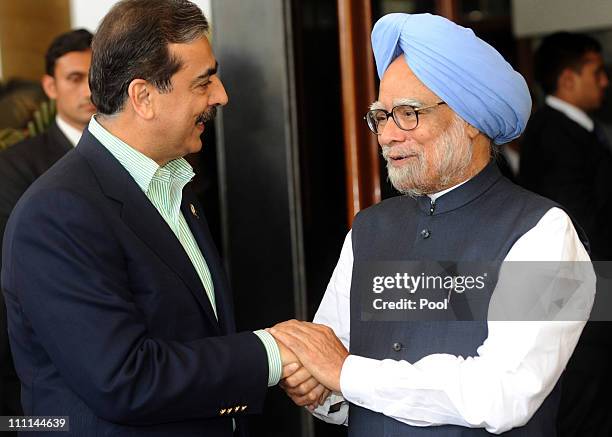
[520,31,612,437]
[520,31,612,260]
[0,28,94,422]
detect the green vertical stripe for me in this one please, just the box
[89,117,217,319]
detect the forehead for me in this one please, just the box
[378,56,440,106]
[168,36,216,77]
[54,49,92,73]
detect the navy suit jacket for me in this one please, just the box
[1,129,269,436]
[0,122,73,421]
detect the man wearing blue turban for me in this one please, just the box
[271,13,593,436]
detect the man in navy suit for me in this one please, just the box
[1,0,298,435]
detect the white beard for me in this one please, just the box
[382,114,473,197]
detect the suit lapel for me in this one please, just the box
[76,130,220,331]
[47,121,75,156]
[182,189,236,335]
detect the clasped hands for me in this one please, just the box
[268,320,349,410]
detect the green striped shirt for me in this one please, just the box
[88,117,281,386]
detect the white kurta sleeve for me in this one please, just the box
[311,231,353,425]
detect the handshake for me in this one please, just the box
[267,320,349,410]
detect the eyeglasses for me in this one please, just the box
[364,101,447,135]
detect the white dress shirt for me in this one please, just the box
[312,190,594,434]
[55,115,84,147]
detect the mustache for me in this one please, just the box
[196,106,218,125]
[381,144,421,161]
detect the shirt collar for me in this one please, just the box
[416,161,502,215]
[428,179,468,201]
[87,116,194,193]
[55,115,84,147]
[545,95,594,132]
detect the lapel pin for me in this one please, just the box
[190,203,199,219]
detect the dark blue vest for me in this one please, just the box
[348,162,565,436]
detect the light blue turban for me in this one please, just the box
[371,13,531,145]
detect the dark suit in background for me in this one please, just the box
[520,105,612,260]
[0,121,72,418]
[520,105,612,437]
[2,129,269,436]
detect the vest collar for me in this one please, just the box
[415,160,502,215]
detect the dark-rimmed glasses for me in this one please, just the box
[364,101,447,135]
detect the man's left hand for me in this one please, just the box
[280,364,331,409]
[270,320,348,393]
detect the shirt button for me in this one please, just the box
[392,342,403,352]
[421,229,431,239]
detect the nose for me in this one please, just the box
[377,115,407,147]
[211,77,229,107]
[83,74,92,101]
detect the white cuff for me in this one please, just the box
[339,354,379,410]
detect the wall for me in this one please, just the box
[512,0,612,37]
[70,0,212,31]
[0,0,71,81]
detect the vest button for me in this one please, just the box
[392,342,403,352]
[421,229,431,239]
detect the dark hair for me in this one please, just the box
[45,29,93,76]
[534,32,602,95]
[90,0,209,115]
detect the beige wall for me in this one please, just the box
[0,0,70,81]
[512,0,612,37]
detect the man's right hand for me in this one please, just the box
[271,324,332,409]
[270,320,348,393]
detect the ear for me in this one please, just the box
[41,74,58,99]
[465,122,480,140]
[127,79,155,120]
[558,68,577,93]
